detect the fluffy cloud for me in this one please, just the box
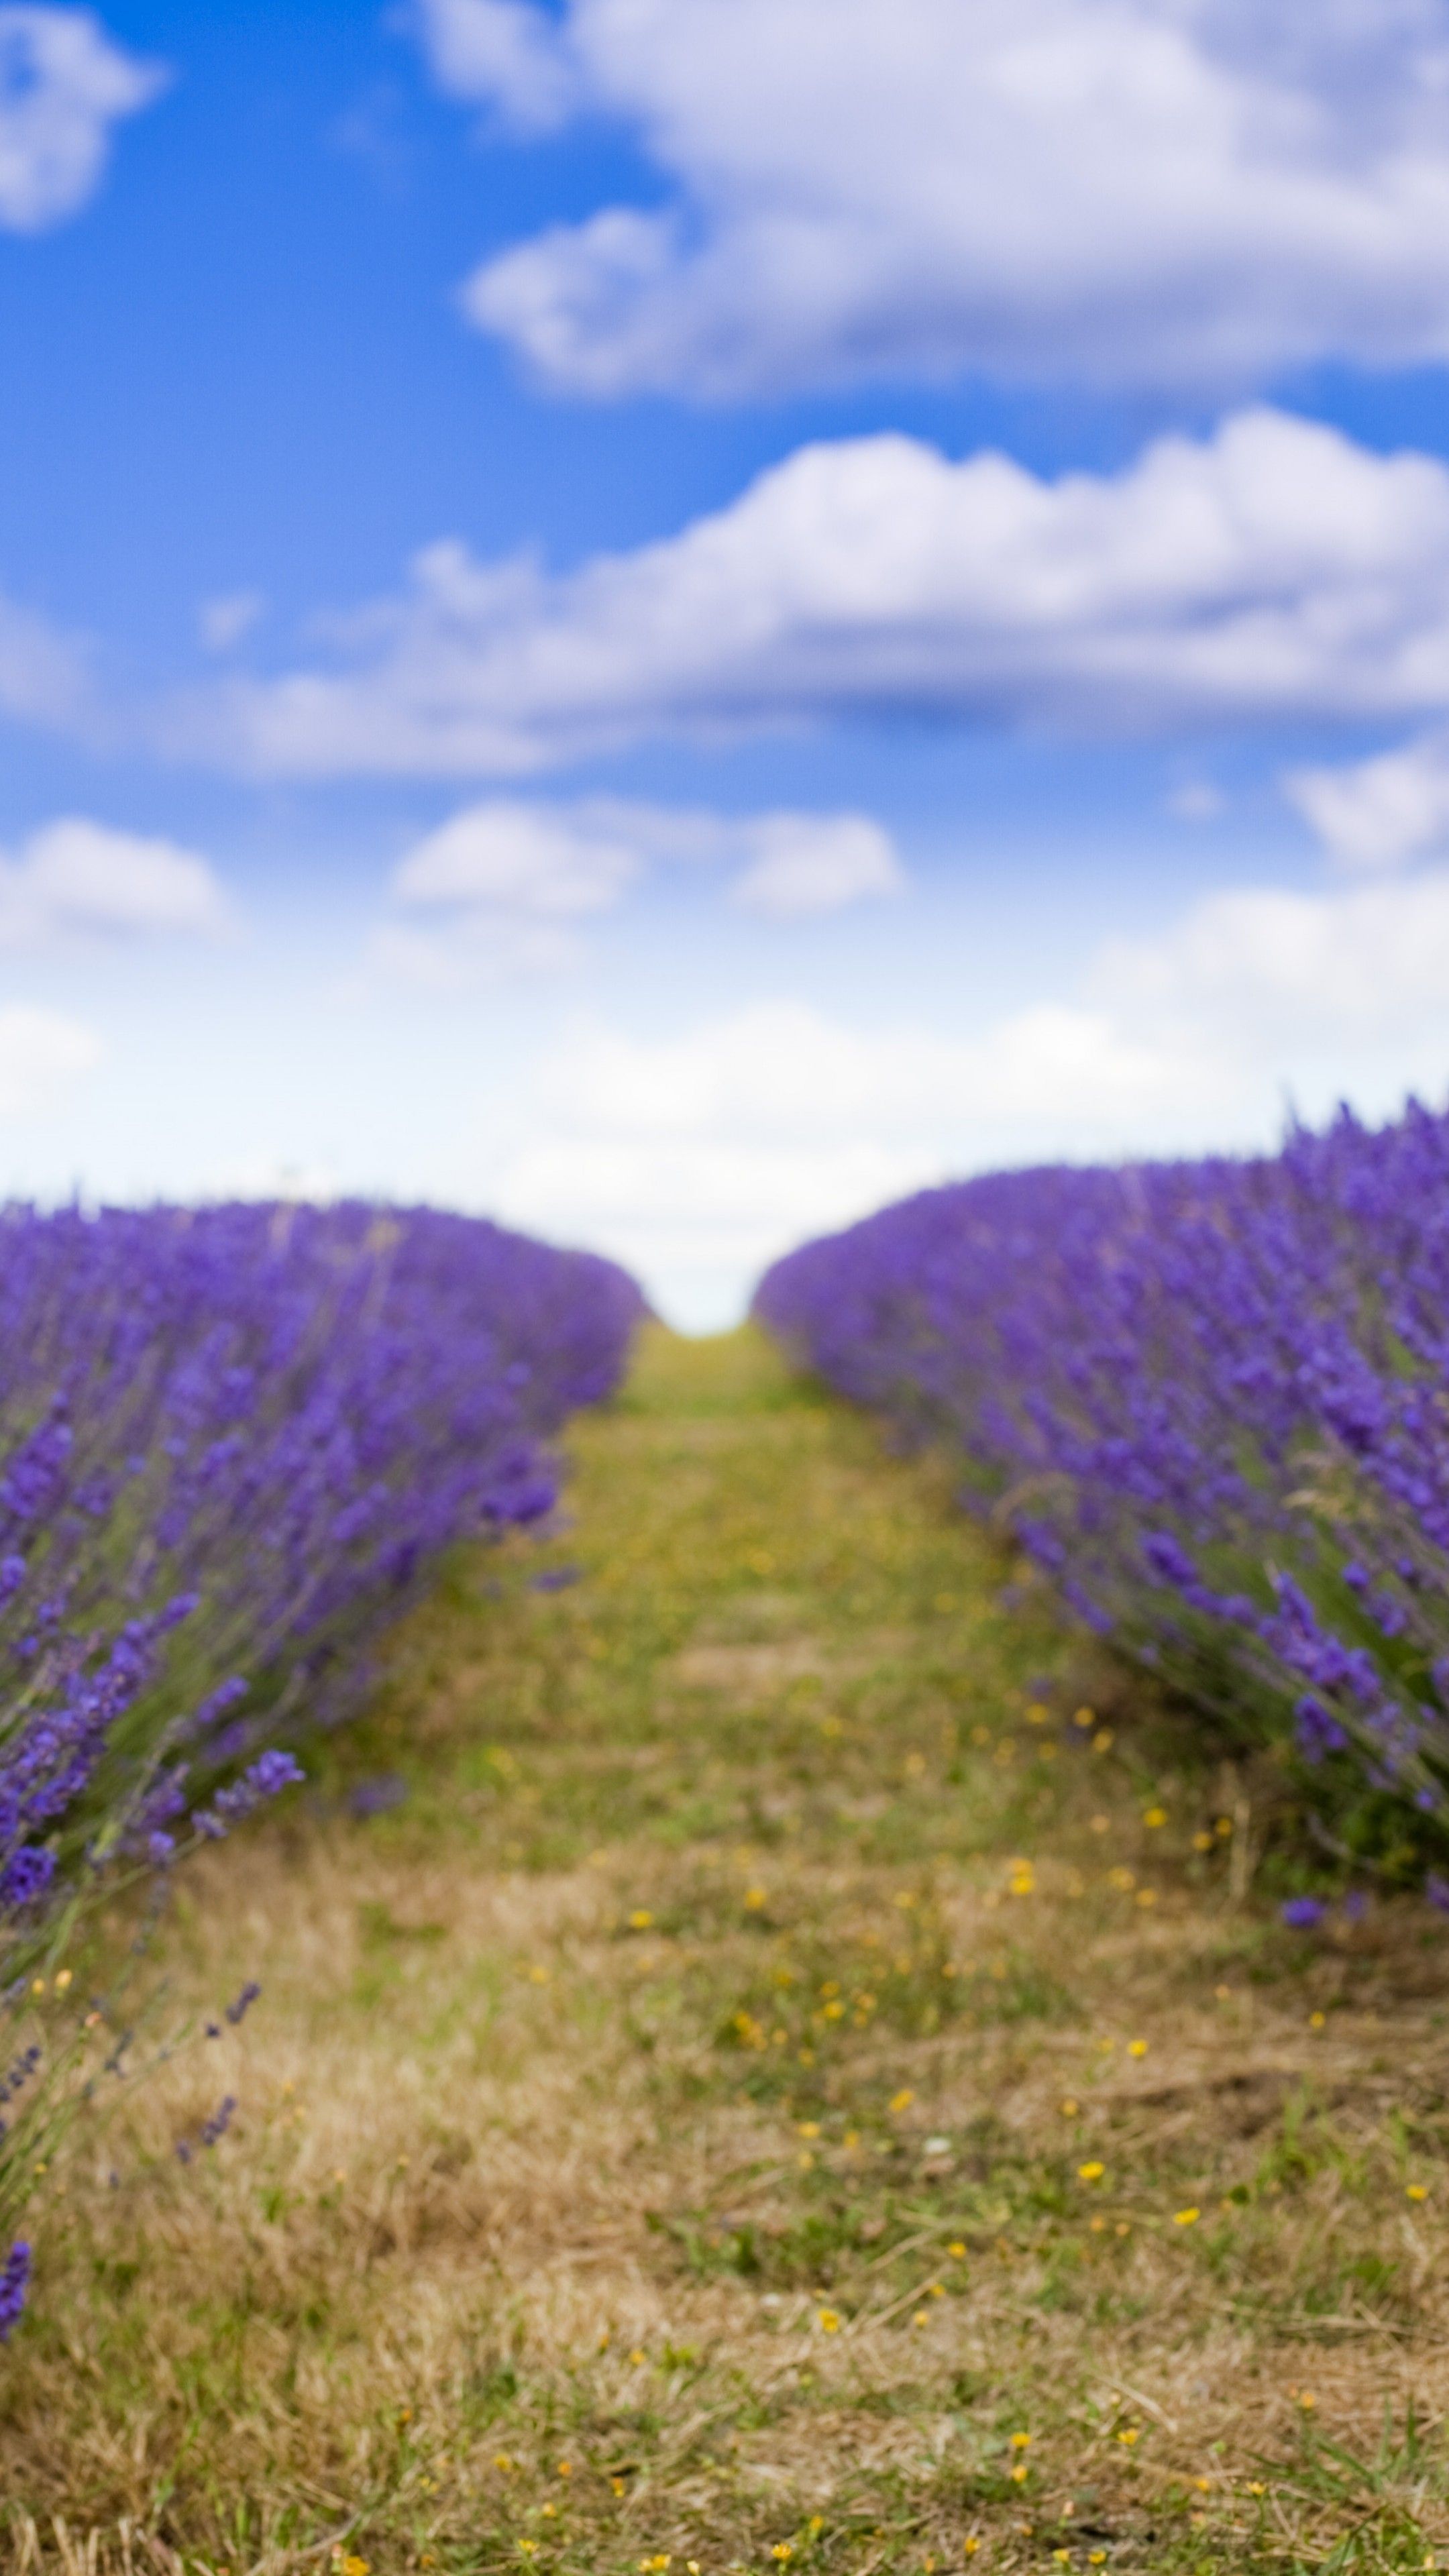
[395,798,643,915]
[1099,864,1449,1040]
[0,1002,99,1115]
[183,411,1449,778]
[416,0,1449,400]
[0,818,231,945]
[378,794,903,979]
[728,814,902,919]
[1285,731,1449,869]
[0,7,166,233]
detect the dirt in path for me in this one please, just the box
[5,1326,1449,2574]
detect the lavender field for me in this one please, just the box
[0,1200,641,2324]
[11,1128,1449,2571]
[757,1098,1449,1888]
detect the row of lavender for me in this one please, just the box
[756,1100,1449,1875]
[0,1199,641,2310]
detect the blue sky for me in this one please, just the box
[7,0,1449,1322]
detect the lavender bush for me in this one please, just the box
[0,1198,641,2324]
[755,1099,1449,1872]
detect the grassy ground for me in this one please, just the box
[6,1325,1449,2575]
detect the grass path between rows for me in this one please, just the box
[6,1326,1449,2575]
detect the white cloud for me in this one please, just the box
[0,1002,99,1116]
[395,798,642,914]
[1285,730,1449,869]
[376,794,904,980]
[178,411,1449,778]
[1098,864,1449,1038]
[199,591,266,654]
[413,0,579,132]
[0,7,166,233]
[0,818,231,945]
[415,0,1449,400]
[0,590,93,732]
[728,814,902,918]
[380,798,650,983]
[489,996,1223,1324]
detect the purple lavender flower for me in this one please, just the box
[1281,1898,1327,1929]
[0,1197,639,1933]
[755,1096,1449,1858]
[201,2094,237,2147]
[0,2241,30,2341]
[223,1980,261,2026]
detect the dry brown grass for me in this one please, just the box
[3,1326,1449,2575]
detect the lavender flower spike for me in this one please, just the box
[0,2241,30,2341]
[1281,1898,1327,1929]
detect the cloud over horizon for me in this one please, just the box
[489,847,1449,1321]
